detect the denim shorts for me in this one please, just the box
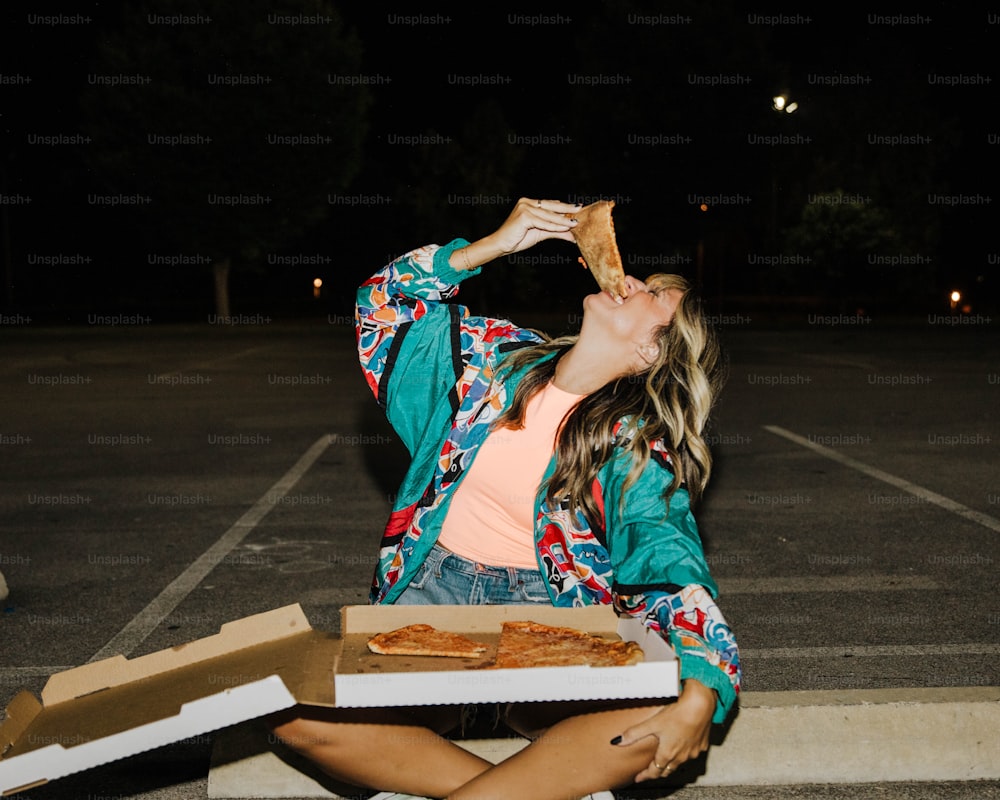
[394,543,551,606]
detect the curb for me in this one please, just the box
[207,687,1000,797]
[690,686,1000,785]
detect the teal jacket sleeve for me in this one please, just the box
[355,240,541,458]
[355,239,478,457]
[602,450,741,723]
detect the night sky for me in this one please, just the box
[0,2,995,322]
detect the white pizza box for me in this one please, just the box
[334,603,679,707]
[0,603,676,796]
[0,604,337,796]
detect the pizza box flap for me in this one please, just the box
[0,604,341,796]
[335,604,678,707]
[0,693,43,764]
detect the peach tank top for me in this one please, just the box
[436,380,583,568]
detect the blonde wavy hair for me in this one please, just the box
[493,274,725,526]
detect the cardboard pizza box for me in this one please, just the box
[0,603,676,795]
[0,604,338,796]
[334,603,678,707]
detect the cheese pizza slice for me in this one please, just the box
[493,620,644,668]
[366,623,489,658]
[567,200,627,301]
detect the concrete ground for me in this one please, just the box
[1,313,998,798]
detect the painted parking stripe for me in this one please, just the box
[720,574,938,594]
[744,642,1000,659]
[147,344,270,382]
[764,424,1000,534]
[86,434,333,663]
[0,666,73,679]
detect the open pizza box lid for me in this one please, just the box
[0,604,337,796]
[0,603,676,795]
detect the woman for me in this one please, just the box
[271,197,740,799]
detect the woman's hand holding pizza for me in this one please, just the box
[450,197,581,271]
[489,197,582,254]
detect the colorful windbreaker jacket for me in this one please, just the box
[355,239,741,722]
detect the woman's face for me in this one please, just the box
[581,275,683,362]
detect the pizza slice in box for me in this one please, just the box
[493,620,644,668]
[365,619,645,667]
[366,623,488,659]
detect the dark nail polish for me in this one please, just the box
[609,735,622,745]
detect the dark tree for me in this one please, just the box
[780,190,903,310]
[78,0,370,316]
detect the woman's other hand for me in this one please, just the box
[610,679,716,783]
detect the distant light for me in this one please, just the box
[772,95,798,113]
[313,278,323,289]
[950,290,961,303]
[699,203,708,212]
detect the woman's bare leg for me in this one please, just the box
[268,704,493,797]
[447,702,665,800]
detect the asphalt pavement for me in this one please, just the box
[1,312,998,799]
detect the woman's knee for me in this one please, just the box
[266,708,340,757]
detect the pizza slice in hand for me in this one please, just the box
[567,200,627,302]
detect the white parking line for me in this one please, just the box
[764,424,1000,534]
[0,666,73,679]
[86,434,333,663]
[744,643,1000,659]
[147,344,272,381]
[720,575,938,594]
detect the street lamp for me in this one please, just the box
[767,94,799,251]
[772,94,799,113]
